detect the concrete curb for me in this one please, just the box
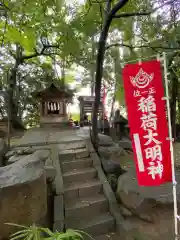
[51,146,65,232]
[11,139,84,148]
[85,139,133,236]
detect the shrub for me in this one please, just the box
[5,223,94,240]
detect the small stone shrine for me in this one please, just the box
[112,109,129,140]
[34,83,73,128]
[78,96,104,127]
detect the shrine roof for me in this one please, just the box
[33,83,73,99]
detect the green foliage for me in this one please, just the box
[71,113,80,121]
[0,0,180,126]
[5,223,94,240]
[108,0,180,111]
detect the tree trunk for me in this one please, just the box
[91,0,128,148]
[90,36,95,96]
[8,45,22,126]
[170,74,178,140]
[91,18,112,148]
[177,84,180,124]
[178,99,180,124]
[109,54,119,124]
[9,65,18,123]
[109,94,115,125]
[61,59,66,87]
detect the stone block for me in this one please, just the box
[118,140,132,150]
[53,220,64,232]
[62,158,92,173]
[45,166,56,181]
[116,166,180,217]
[75,149,89,159]
[35,149,50,163]
[0,138,7,167]
[59,150,75,162]
[54,195,64,222]
[98,145,125,162]
[65,196,108,218]
[65,213,115,237]
[64,188,79,201]
[98,134,114,147]
[63,168,97,183]
[78,182,102,197]
[0,152,47,239]
[7,155,24,165]
[90,152,101,166]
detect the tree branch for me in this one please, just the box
[83,0,93,17]
[113,12,151,18]
[109,0,128,16]
[139,36,160,53]
[21,44,59,62]
[106,42,180,50]
[0,2,10,11]
[95,0,105,29]
[112,0,176,19]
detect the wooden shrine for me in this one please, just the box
[78,95,104,126]
[34,83,73,127]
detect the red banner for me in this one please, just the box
[122,60,172,186]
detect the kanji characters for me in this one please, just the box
[133,75,164,181]
[147,161,163,179]
[140,112,157,130]
[133,90,141,97]
[138,95,156,113]
[145,145,162,161]
[149,87,156,94]
[143,129,161,145]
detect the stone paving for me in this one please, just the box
[12,128,85,147]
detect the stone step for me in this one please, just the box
[59,142,86,151]
[64,179,102,200]
[61,158,93,173]
[63,168,97,184]
[95,233,121,240]
[59,148,89,162]
[65,213,115,237]
[40,122,70,128]
[65,194,108,218]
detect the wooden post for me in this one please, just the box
[80,100,84,127]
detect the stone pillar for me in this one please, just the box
[44,102,48,115]
[63,101,67,117]
[39,102,43,117]
[80,101,84,127]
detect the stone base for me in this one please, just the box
[40,121,72,129]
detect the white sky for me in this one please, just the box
[69,86,91,114]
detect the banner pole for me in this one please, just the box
[102,84,105,134]
[163,52,178,240]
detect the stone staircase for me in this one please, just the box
[59,144,116,238]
